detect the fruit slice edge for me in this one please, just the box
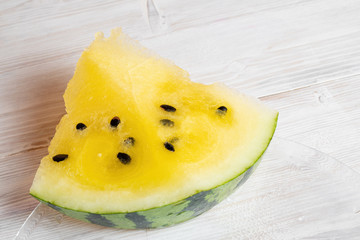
[30,114,277,229]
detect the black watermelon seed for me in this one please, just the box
[124,137,135,146]
[110,117,121,127]
[164,142,175,152]
[76,123,87,130]
[117,152,131,164]
[52,154,68,162]
[160,104,176,112]
[160,119,175,127]
[216,106,227,115]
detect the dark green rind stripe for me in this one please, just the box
[86,213,116,227]
[125,212,152,229]
[31,113,278,229]
[31,159,260,229]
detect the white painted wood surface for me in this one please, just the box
[1,0,360,238]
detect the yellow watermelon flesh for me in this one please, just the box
[30,29,278,228]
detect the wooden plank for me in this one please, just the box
[0,148,44,238]
[261,76,360,172]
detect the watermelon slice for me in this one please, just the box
[30,28,278,229]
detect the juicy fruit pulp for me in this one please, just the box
[30,29,278,228]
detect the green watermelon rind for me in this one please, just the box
[30,114,278,229]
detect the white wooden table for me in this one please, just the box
[1,0,360,239]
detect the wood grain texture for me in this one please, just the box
[1,0,360,238]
